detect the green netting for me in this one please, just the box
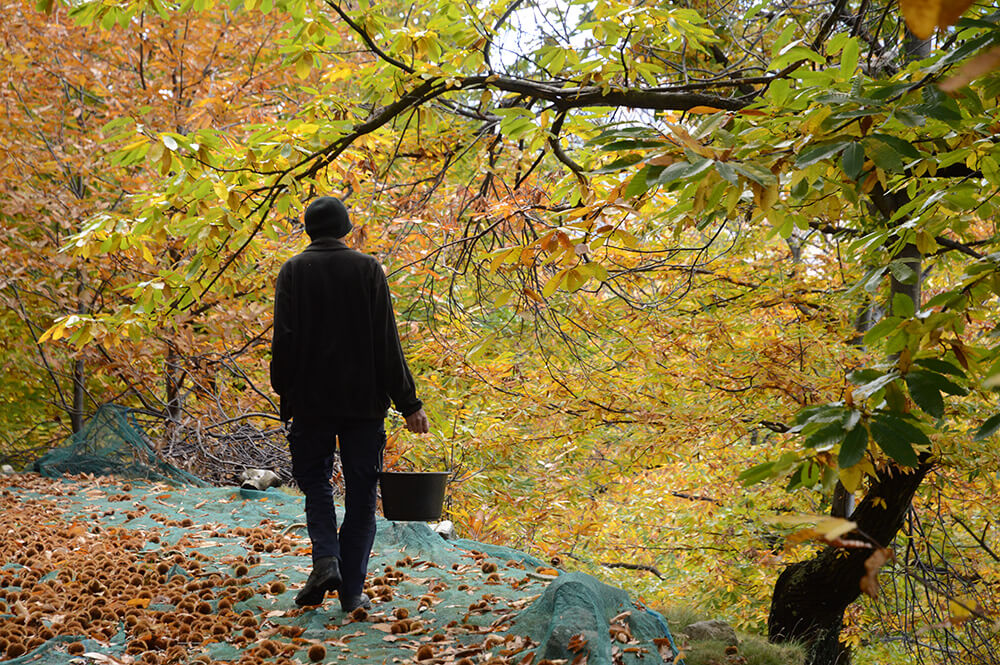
[0,477,677,664]
[31,404,207,486]
[512,572,675,663]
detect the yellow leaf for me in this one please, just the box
[522,287,544,304]
[948,595,979,623]
[565,268,585,292]
[839,465,863,493]
[665,123,715,158]
[915,229,938,255]
[120,136,149,153]
[813,517,858,541]
[542,269,566,297]
[899,0,939,39]
[296,52,313,80]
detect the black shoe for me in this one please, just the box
[295,557,342,607]
[340,592,371,613]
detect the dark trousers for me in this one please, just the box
[288,417,385,598]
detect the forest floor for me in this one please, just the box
[0,473,685,665]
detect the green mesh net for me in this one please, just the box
[0,476,677,665]
[31,404,207,486]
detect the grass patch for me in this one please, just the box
[658,605,805,665]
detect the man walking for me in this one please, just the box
[270,196,429,612]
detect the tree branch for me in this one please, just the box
[549,111,587,186]
[324,0,415,74]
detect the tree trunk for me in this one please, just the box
[165,343,184,423]
[71,358,86,433]
[768,463,931,664]
[71,269,88,433]
[771,192,924,664]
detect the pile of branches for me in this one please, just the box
[137,410,300,488]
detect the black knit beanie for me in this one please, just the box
[304,196,353,239]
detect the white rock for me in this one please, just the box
[0,465,14,474]
[431,520,455,540]
[239,468,281,491]
[684,619,738,645]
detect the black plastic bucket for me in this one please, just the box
[379,471,449,521]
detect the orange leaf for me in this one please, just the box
[899,0,939,39]
[938,0,976,27]
[860,547,893,599]
[940,46,1000,92]
[686,106,723,115]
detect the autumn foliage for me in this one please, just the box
[3,0,1000,662]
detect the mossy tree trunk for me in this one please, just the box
[768,463,931,664]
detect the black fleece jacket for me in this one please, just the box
[269,238,422,422]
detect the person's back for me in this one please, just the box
[271,238,420,422]
[269,196,428,612]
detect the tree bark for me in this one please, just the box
[165,343,184,423]
[71,269,88,433]
[71,358,85,433]
[768,463,931,664]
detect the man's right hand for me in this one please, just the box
[404,408,429,434]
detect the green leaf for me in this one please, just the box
[974,413,1000,440]
[652,158,713,185]
[849,368,882,384]
[715,161,739,185]
[838,426,869,468]
[905,372,944,419]
[795,140,850,168]
[885,381,908,414]
[913,357,965,378]
[869,134,921,160]
[866,139,904,172]
[804,422,845,450]
[909,369,968,397]
[841,142,864,180]
[892,292,915,318]
[863,317,902,346]
[852,371,899,401]
[739,461,776,486]
[600,139,670,151]
[771,45,826,70]
[840,37,859,78]
[624,166,654,198]
[888,260,918,285]
[731,162,776,186]
[870,413,929,466]
[593,154,645,173]
[789,177,809,198]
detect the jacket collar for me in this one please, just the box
[304,237,350,252]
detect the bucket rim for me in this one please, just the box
[379,470,451,478]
